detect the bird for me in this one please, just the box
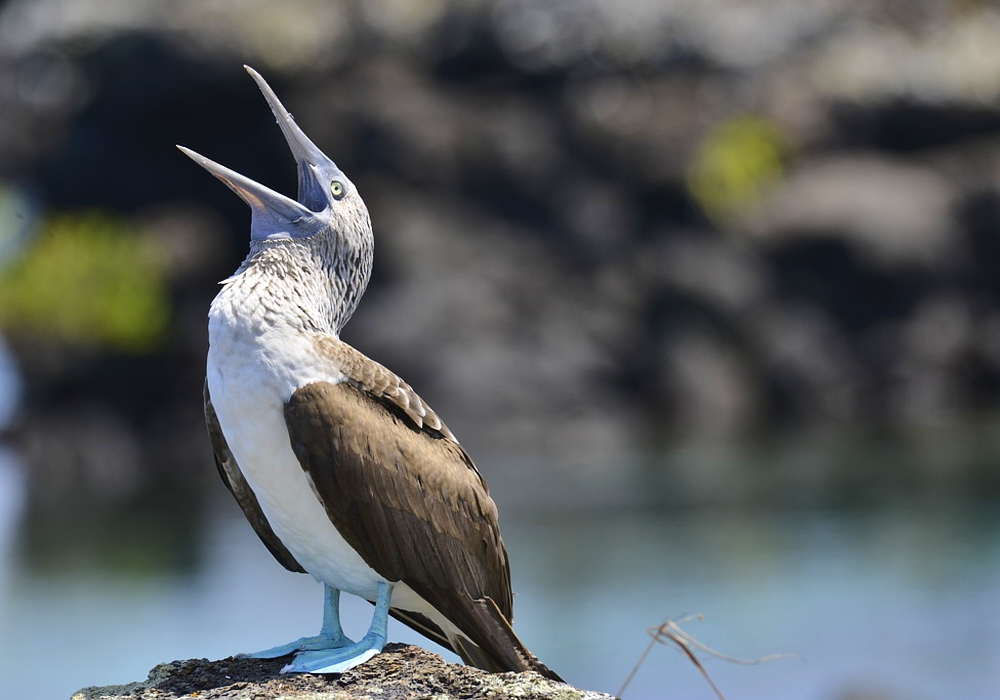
[177,66,560,680]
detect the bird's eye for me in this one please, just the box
[330,181,344,198]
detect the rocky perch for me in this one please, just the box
[70,644,613,700]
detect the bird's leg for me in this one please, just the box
[318,586,350,643]
[282,581,394,674]
[244,585,354,659]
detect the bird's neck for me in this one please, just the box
[214,239,369,337]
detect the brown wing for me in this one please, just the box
[283,378,558,679]
[314,337,460,443]
[205,380,305,574]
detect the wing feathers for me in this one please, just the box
[284,380,552,669]
[313,336,457,441]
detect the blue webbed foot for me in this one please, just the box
[244,631,353,659]
[243,585,353,659]
[282,581,393,674]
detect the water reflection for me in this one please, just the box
[508,506,1000,699]
[1,465,998,700]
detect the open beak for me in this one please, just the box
[175,145,312,222]
[243,65,338,210]
[176,66,337,223]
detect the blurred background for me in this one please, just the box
[0,0,998,698]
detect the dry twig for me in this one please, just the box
[617,614,791,699]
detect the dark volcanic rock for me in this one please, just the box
[70,645,612,700]
[4,0,1000,518]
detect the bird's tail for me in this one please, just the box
[452,597,563,683]
[390,599,562,682]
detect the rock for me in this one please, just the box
[5,0,1000,515]
[70,644,612,700]
[744,156,960,270]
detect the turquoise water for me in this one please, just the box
[1,453,998,700]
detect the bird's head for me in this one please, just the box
[178,66,373,331]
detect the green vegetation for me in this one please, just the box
[687,115,786,223]
[0,212,170,352]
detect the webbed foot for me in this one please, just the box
[282,581,393,674]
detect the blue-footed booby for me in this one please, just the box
[177,66,560,680]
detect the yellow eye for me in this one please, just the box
[330,181,344,197]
